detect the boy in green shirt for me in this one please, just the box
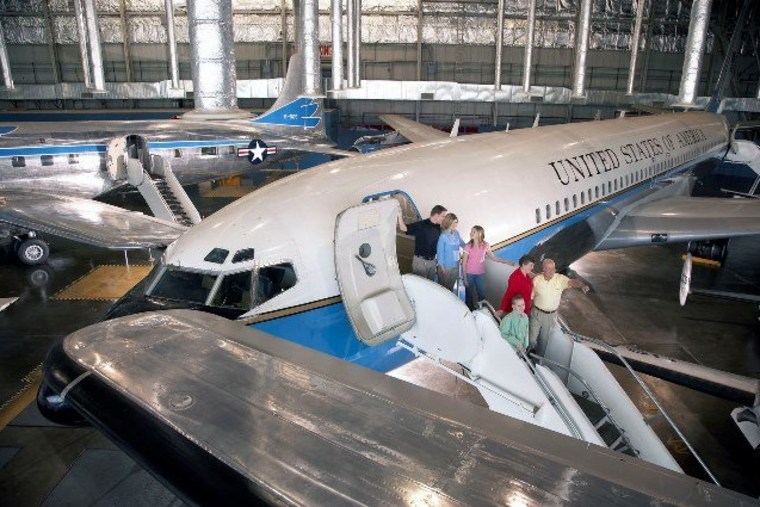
[499,294,530,353]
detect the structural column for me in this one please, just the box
[82,0,106,91]
[0,21,14,89]
[494,0,504,90]
[677,0,713,105]
[626,0,646,94]
[331,0,344,90]
[522,0,536,93]
[186,0,245,118]
[72,0,93,88]
[165,0,180,88]
[572,0,592,97]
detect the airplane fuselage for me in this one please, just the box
[109,112,730,371]
[0,119,302,198]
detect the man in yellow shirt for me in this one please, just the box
[530,258,589,351]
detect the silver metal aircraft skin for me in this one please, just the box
[41,309,754,505]
[0,53,343,263]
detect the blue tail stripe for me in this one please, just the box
[251,97,321,129]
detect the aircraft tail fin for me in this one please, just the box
[251,52,325,134]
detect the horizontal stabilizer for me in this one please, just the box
[597,196,760,250]
[379,114,449,143]
[0,191,186,250]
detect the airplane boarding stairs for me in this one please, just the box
[396,274,684,474]
[125,155,201,227]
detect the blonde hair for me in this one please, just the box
[441,213,458,231]
[468,225,485,246]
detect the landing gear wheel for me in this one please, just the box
[16,238,49,265]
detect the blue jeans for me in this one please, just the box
[465,273,486,310]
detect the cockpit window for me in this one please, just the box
[253,263,297,306]
[150,267,218,304]
[204,248,229,264]
[232,248,255,263]
[210,270,252,309]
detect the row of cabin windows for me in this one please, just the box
[534,140,719,224]
[9,145,240,168]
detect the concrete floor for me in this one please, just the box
[0,199,759,503]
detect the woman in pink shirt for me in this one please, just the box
[461,226,515,310]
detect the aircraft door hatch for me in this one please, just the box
[335,200,415,346]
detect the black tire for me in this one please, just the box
[16,238,49,265]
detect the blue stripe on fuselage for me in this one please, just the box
[252,303,415,373]
[0,139,249,158]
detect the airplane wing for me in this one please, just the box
[0,191,187,250]
[379,114,449,143]
[597,196,760,250]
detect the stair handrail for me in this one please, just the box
[474,303,585,440]
[528,352,636,456]
[557,317,721,486]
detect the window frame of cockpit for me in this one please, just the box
[145,259,299,310]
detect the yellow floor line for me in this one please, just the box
[0,365,42,431]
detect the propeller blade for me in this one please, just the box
[679,253,693,306]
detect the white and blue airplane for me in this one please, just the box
[0,53,345,265]
[61,107,754,472]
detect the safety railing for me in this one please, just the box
[558,316,721,486]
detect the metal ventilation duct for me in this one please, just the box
[0,21,14,89]
[72,0,92,89]
[82,0,105,91]
[572,0,592,97]
[331,0,343,91]
[186,0,245,117]
[165,0,180,89]
[522,0,536,93]
[346,0,355,88]
[626,0,647,95]
[301,0,321,96]
[677,0,713,105]
[352,0,361,88]
[494,0,504,90]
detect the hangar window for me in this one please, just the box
[232,248,255,263]
[555,201,560,215]
[41,155,54,166]
[204,248,229,264]
[68,154,79,164]
[253,263,297,306]
[545,204,551,220]
[564,197,569,212]
[535,208,541,223]
[201,147,217,156]
[11,156,26,167]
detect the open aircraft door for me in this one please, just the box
[335,200,415,346]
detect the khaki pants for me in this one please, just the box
[412,256,437,280]
[529,306,557,352]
